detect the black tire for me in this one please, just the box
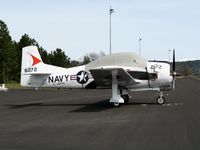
[122,95,129,103]
[113,103,120,107]
[156,96,165,105]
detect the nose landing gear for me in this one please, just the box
[156,91,165,105]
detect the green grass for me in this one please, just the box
[5,83,23,89]
[4,83,65,90]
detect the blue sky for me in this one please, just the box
[1,0,200,61]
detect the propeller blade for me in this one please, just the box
[173,49,175,72]
[173,79,175,90]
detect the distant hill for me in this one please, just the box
[175,60,200,76]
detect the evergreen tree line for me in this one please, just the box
[0,20,105,83]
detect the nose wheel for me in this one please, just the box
[156,91,165,105]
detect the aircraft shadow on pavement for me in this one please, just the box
[6,100,113,112]
[70,99,114,112]
[7,103,43,108]
[70,101,158,113]
[6,100,158,112]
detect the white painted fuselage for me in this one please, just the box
[20,46,174,106]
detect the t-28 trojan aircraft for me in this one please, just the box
[21,46,176,107]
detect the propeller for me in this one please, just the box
[172,49,176,90]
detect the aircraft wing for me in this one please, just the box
[90,68,141,87]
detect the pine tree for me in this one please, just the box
[0,20,17,83]
[82,55,91,65]
[49,48,70,68]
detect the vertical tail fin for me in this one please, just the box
[21,46,43,71]
[20,46,44,86]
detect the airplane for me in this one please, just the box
[20,46,176,107]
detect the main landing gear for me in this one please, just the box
[110,70,130,107]
[112,93,130,107]
[109,70,123,107]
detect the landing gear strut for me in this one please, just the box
[110,70,124,107]
[156,91,165,105]
[110,71,132,107]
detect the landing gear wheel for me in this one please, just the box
[113,102,120,107]
[156,96,165,105]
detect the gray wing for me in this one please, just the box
[90,68,141,87]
